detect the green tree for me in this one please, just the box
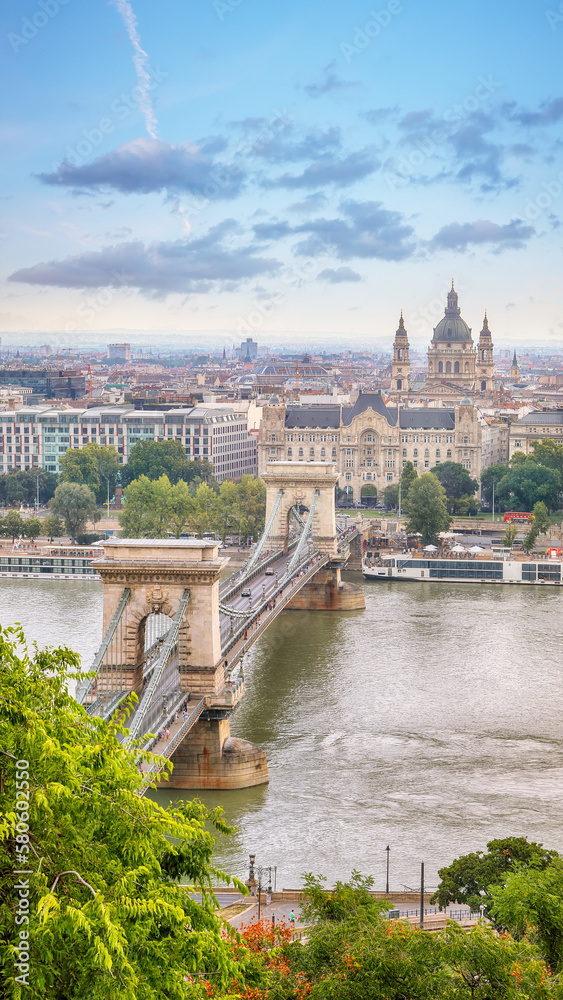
[59,444,120,505]
[504,524,518,548]
[0,470,58,508]
[522,501,551,553]
[449,494,479,516]
[22,517,41,540]
[188,483,220,537]
[122,440,215,487]
[1,511,25,542]
[403,474,452,544]
[0,624,244,998]
[119,475,170,538]
[42,514,64,541]
[236,475,266,543]
[58,447,100,496]
[431,837,559,914]
[496,460,561,512]
[530,438,563,481]
[168,479,195,538]
[490,858,563,972]
[50,483,98,543]
[431,461,479,504]
[400,460,418,496]
[383,484,400,508]
[215,480,240,543]
[480,463,508,506]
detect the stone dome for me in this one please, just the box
[432,284,472,344]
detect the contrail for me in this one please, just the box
[111,0,158,139]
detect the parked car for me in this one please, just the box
[241,588,251,597]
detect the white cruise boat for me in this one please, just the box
[362,549,563,586]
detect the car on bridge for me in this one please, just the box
[241,588,251,597]
[265,568,275,575]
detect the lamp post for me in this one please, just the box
[419,862,425,930]
[247,857,274,921]
[385,845,390,895]
[492,480,495,523]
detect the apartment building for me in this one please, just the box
[0,404,257,482]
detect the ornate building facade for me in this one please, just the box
[258,392,483,500]
[390,284,495,397]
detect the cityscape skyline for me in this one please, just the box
[2,0,563,345]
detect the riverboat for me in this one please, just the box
[362,549,563,586]
[0,545,101,580]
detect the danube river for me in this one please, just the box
[2,575,563,892]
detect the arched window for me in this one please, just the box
[309,447,314,457]
[332,448,337,458]
[298,447,303,457]
[424,448,429,457]
[396,379,402,390]
[446,361,451,374]
[320,447,326,457]
[438,361,443,373]
[481,380,486,391]
[454,361,460,374]
[413,448,418,457]
[446,449,452,458]
[287,447,292,457]
[397,348,403,359]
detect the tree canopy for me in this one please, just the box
[431,837,559,914]
[0,625,245,998]
[430,461,478,500]
[480,463,508,506]
[50,483,98,542]
[0,469,58,507]
[403,473,452,543]
[495,459,561,512]
[59,444,120,505]
[121,440,215,488]
[401,461,418,496]
[119,474,266,542]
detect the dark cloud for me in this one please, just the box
[253,220,293,241]
[317,266,362,283]
[429,218,535,252]
[9,221,280,296]
[304,60,360,99]
[267,148,379,189]
[38,137,245,199]
[287,192,328,213]
[294,199,416,261]
[361,106,399,125]
[507,97,563,127]
[252,125,342,164]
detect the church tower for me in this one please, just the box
[476,312,494,392]
[510,350,520,380]
[391,312,410,393]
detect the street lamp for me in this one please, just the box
[247,856,274,921]
[385,845,390,895]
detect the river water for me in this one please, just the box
[2,574,562,892]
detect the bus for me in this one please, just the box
[504,511,534,523]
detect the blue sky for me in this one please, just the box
[1,0,563,349]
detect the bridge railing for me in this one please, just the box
[137,697,206,796]
[76,587,131,708]
[125,589,190,746]
[219,544,296,604]
[220,550,329,661]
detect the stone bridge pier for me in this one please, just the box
[93,539,268,791]
[262,462,365,611]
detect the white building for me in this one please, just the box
[0,404,257,481]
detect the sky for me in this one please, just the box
[1,0,563,351]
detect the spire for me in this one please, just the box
[396,311,406,334]
[480,312,490,337]
[446,282,460,316]
[512,349,518,365]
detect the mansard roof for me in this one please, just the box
[285,405,341,428]
[342,392,393,425]
[398,409,456,430]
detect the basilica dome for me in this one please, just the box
[432,284,472,344]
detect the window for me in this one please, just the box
[413,448,418,457]
[515,440,522,448]
[438,361,443,373]
[345,473,351,481]
[402,448,407,457]
[424,448,429,457]
[447,449,452,458]
[320,447,326,457]
[454,361,460,374]
[387,474,393,481]
[446,361,451,374]
[298,447,303,457]
[309,447,314,457]
[413,461,418,468]
[436,449,441,458]
[287,447,292,457]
